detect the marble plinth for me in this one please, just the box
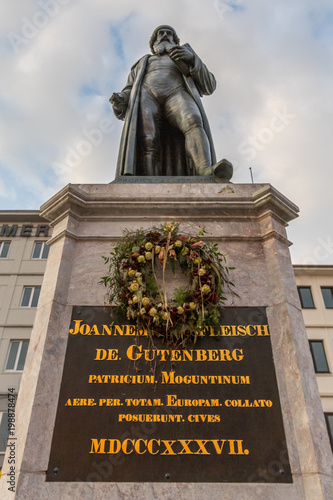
[1,182,332,499]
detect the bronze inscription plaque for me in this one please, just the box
[46,306,292,483]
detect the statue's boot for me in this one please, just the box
[213,158,233,182]
[196,159,233,182]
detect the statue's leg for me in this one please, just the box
[165,90,212,175]
[137,87,162,176]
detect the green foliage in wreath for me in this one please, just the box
[101,223,235,344]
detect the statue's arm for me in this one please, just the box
[169,44,216,96]
[188,46,216,96]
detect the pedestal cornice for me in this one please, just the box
[40,183,299,226]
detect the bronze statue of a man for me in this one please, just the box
[111,25,232,179]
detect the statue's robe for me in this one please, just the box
[113,45,217,177]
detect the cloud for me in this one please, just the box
[0,0,332,263]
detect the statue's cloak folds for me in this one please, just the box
[113,45,217,177]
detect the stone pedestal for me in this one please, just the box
[1,182,332,499]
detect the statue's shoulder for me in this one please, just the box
[183,43,194,52]
[130,55,150,72]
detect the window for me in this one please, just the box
[325,413,333,452]
[5,340,29,371]
[0,241,10,258]
[0,412,9,470]
[32,241,49,259]
[309,340,330,373]
[297,287,315,308]
[321,288,333,309]
[20,286,41,307]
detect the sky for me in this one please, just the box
[0,0,332,265]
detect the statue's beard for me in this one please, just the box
[153,40,176,55]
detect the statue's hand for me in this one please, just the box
[168,45,194,65]
[110,92,126,107]
[110,92,128,119]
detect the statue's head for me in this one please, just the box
[149,25,180,54]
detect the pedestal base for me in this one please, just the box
[1,182,332,499]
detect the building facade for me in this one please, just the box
[0,211,332,473]
[0,211,51,471]
[294,265,333,451]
